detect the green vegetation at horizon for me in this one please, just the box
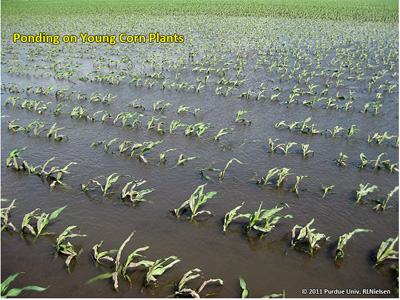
[2,0,398,23]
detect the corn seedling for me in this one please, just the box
[290,175,309,195]
[200,163,221,180]
[374,236,399,266]
[291,219,329,254]
[153,100,172,113]
[21,205,67,239]
[6,147,27,170]
[55,226,86,271]
[235,110,251,124]
[47,123,66,140]
[169,120,186,134]
[347,125,362,140]
[196,123,212,139]
[256,167,280,187]
[82,173,134,197]
[301,144,314,157]
[382,161,398,173]
[53,103,68,116]
[277,142,297,155]
[121,180,154,204]
[1,199,17,232]
[214,128,234,141]
[219,158,242,180]
[172,268,223,298]
[321,184,334,198]
[70,106,89,119]
[173,183,220,220]
[142,256,181,286]
[104,138,119,153]
[241,202,292,235]
[326,126,344,137]
[86,232,150,290]
[336,152,348,166]
[370,153,387,169]
[159,148,176,164]
[239,277,284,298]
[356,183,378,204]
[223,202,245,232]
[335,229,372,262]
[1,273,48,298]
[177,105,191,114]
[373,186,399,211]
[7,119,25,132]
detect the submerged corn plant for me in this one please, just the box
[177,154,199,166]
[55,226,86,271]
[21,205,67,239]
[301,144,314,157]
[86,231,150,290]
[290,175,309,195]
[214,128,234,141]
[373,186,399,211]
[239,277,284,298]
[142,256,181,286]
[1,273,48,298]
[219,158,242,181]
[291,219,329,255]
[172,268,223,298]
[173,184,221,220]
[321,185,335,198]
[346,125,362,140]
[223,202,245,232]
[1,199,17,232]
[374,236,399,266]
[335,229,372,263]
[356,183,378,204]
[336,152,348,166]
[159,148,176,164]
[81,173,135,197]
[241,202,292,235]
[120,179,154,204]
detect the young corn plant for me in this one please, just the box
[177,154,199,166]
[336,152,348,166]
[86,231,150,290]
[290,175,309,195]
[356,183,378,204]
[169,120,186,134]
[276,142,297,155]
[214,128,234,141]
[321,185,334,198]
[239,277,284,298]
[301,144,314,157]
[55,226,86,271]
[142,256,181,286]
[1,199,17,232]
[374,236,398,266]
[47,123,67,140]
[223,202,245,232]
[173,184,221,220]
[256,168,280,187]
[373,186,399,211]
[172,268,223,298]
[219,158,242,181]
[347,125,362,140]
[120,179,154,204]
[21,205,67,239]
[82,173,135,197]
[291,219,329,255]
[241,202,292,235]
[335,229,372,263]
[1,273,48,298]
[326,126,344,137]
[235,110,251,124]
[159,148,176,164]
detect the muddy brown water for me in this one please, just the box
[1,15,399,298]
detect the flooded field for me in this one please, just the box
[1,0,399,297]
